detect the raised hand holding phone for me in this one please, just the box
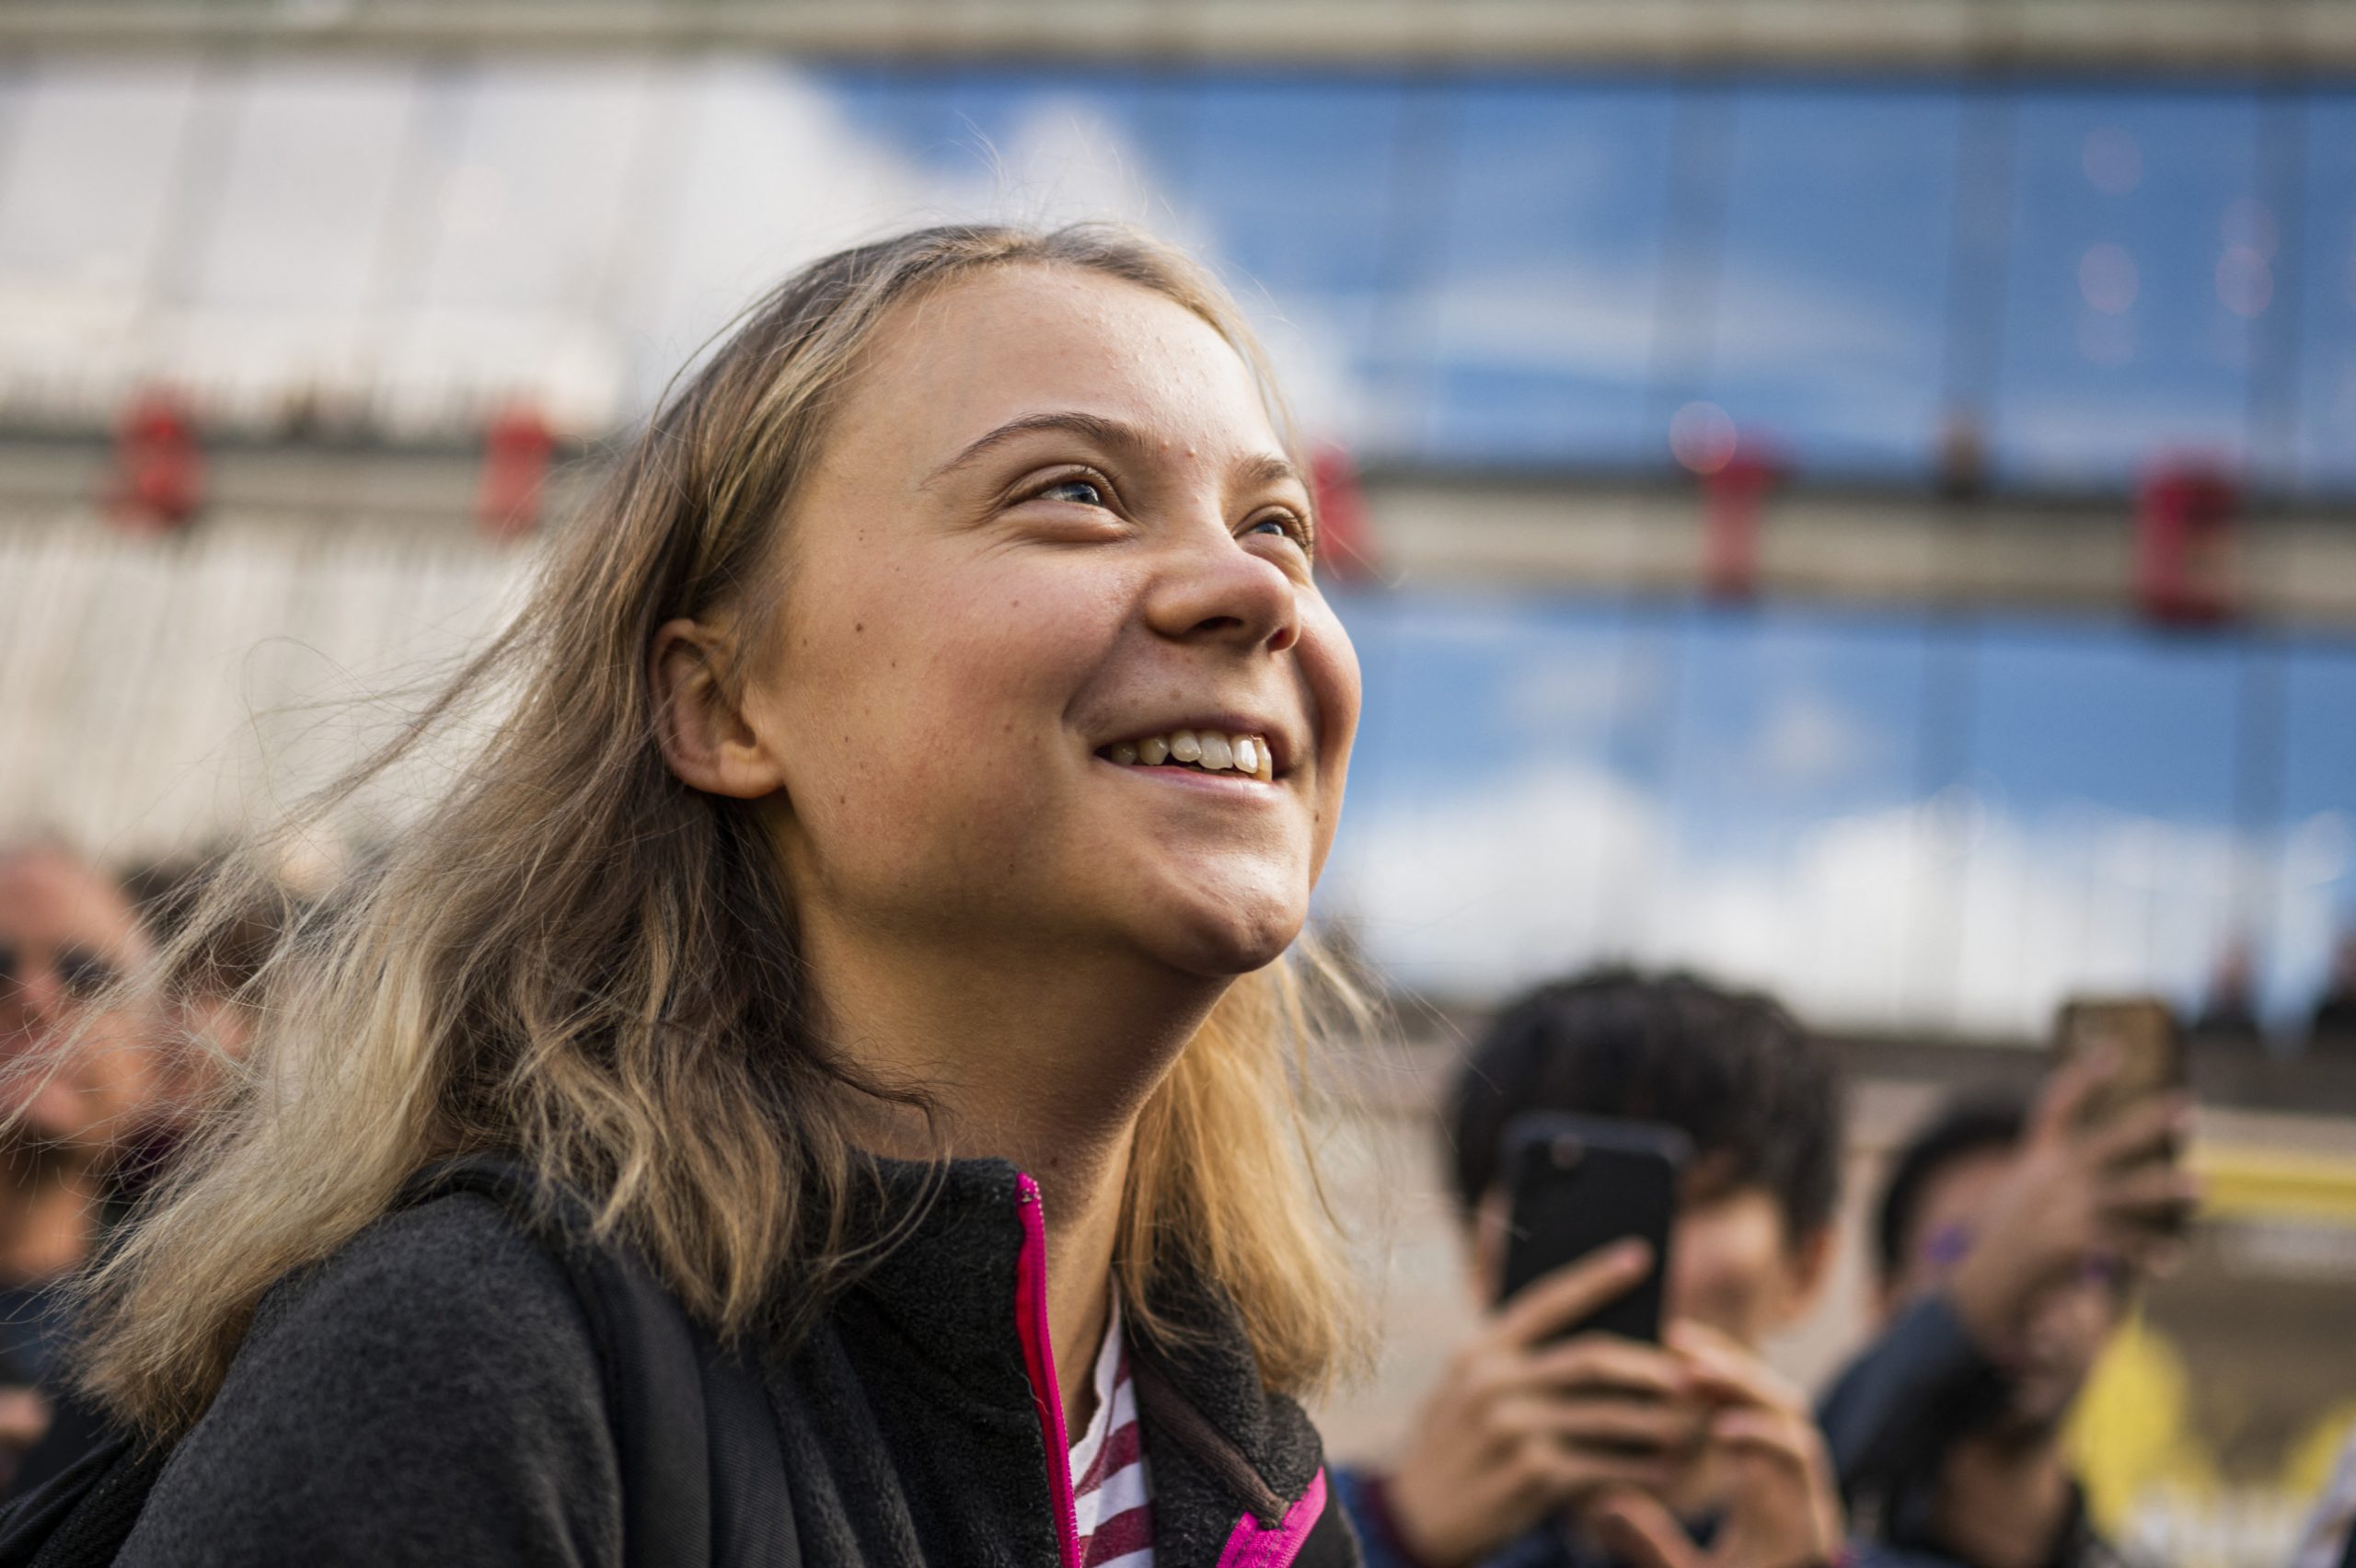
[1499,1114,1689,1343]
[1946,1019,2202,1361]
[2052,997,2183,1129]
[1590,1320,1846,1568]
[1380,1239,1703,1567]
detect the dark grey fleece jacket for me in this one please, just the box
[115,1193,616,1566]
[112,1159,1356,1568]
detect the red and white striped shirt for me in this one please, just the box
[1068,1294,1154,1568]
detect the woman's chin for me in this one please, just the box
[1133,888,1305,979]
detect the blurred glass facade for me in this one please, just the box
[5,57,2354,490]
[5,52,2356,1038]
[1329,594,2356,1040]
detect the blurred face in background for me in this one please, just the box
[1667,1183,1830,1348]
[179,989,257,1065]
[0,847,165,1156]
[1889,1146,2125,1431]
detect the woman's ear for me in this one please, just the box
[651,617,791,801]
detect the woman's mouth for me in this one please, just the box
[1094,728,1276,782]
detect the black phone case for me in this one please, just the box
[1498,1113,1690,1343]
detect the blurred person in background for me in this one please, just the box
[2306,933,2356,1053]
[121,854,274,1067]
[118,852,285,1152]
[0,842,174,1487]
[0,855,294,1501]
[1821,1069,2197,1568]
[2189,938,2264,1052]
[1335,968,1848,1568]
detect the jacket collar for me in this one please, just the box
[840,1154,1330,1565]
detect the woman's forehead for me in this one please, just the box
[843,263,1278,463]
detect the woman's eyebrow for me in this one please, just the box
[924,410,1307,504]
[923,410,1149,485]
[1230,452,1307,494]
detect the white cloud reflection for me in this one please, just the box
[1325,761,2350,1038]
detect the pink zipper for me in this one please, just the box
[1212,1467,1328,1568]
[1013,1172,1083,1568]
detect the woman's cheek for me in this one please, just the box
[1300,603,1363,872]
[1296,591,1362,733]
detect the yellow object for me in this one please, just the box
[2067,1310,2212,1531]
[2056,1138,2356,1563]
[2190,1147,2356,1228]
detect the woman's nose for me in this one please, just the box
[1139,522,1300,655]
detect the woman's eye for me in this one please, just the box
[1247,515,1309,548]
[1039,478,1107,507]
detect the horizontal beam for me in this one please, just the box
[1367,474,2356,629]
[4,0,2355,75]
[7,437,2356,628]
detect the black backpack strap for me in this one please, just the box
[0,1430,159,1568]
[402,1155,793,1568]
[698,1339,797,1568]
[18,1445,167,1568]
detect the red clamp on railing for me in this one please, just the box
[107,388,205,532]
[1702,447,1781,603]
[1671,402,1780,602]
[1309,443,1378,584]
[478,402,555,540]
[2135,458,2237,626]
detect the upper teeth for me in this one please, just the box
[1106,729,1275,781]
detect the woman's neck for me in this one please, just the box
[808,923,1225,1432]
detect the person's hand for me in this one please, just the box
[1381,1240,1703,1568]
[1588,1322,1844,1568]
[1946,1053,2201,1362]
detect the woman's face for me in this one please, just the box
[740,264,1358,980]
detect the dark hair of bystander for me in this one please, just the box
[1447,966,1844,1248]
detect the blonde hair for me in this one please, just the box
[76,223,1365,1438]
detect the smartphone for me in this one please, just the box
[1497,1113,1689,1343]
[2052,996,2184,1129]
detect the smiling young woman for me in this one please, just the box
[63,225,1368,1567]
